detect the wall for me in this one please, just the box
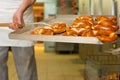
[78,0,89,15]
[116,0,120,25]
[78,0,114,15]
[102,0,112,15]
[44,2,57,19]
[36,0,57,19]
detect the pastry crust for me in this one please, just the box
[50,22,67,34]
[30,27,53,35]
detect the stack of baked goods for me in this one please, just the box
[63,15,119,42]
[63,15,94,36]
[30,15,119,42]
[93,16,119,42]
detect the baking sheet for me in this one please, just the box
[9,22,103,44]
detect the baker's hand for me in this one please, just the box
[8,9,24,30]
[8,23,24,30]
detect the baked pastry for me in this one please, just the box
[62,27,78,36]
[81,29,95,37]
[70,20,92,29]
[95,16,117,24]
[50,22,67,34]
[106,73,120,80]
[95,16,110,22]
[74,15,93,22]
[92,16,119,42]
[93,25,115,32]
[110,16,117,25]
[96,32,118,42]
[73,15,94,28]
[97,19,114,27]
[94,16,119,30]
[30,27,53,35]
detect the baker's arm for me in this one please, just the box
[8,0,36,30]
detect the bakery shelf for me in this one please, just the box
[85,55,120,80]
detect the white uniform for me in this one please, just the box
[0,0,38,80]
[0,0,34,47]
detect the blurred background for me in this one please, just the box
[8,0,120,80]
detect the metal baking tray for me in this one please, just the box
[9,22,103,44]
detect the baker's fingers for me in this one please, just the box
[8,23,23,30]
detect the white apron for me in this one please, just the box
[0,0,34,47]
